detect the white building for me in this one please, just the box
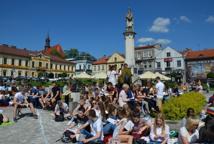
[155,47,185,81]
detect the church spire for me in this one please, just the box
[45,33,50,50]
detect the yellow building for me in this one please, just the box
[92,53,125,74]
[0,44,75,78]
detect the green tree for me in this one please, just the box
[66,48,79,58]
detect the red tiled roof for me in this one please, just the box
[43,44,65,58]
[93,56,109,65]
[0,44,73,64]
[185,49,214,59]
[135,45,157,50]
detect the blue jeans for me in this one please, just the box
[78,129,103,144]
[103,123,116,135]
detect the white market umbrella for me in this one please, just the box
[139,71,156,79]
[73,72,92,79]
[155,72,171,81]
[92,72,107,79]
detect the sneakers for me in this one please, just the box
[33,114,38,119]
[13,117,18,122]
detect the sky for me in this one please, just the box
[0,0,214,58]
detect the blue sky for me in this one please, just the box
[0,0,214,58]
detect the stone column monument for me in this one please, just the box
[123,8,136,69]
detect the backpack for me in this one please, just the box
[61,130,76,143]
[55,109,65,122]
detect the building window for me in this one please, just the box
[50,64,53,69]
[11,59,14,65]
[60,65,62,70]
[149,64,152,68]
[88,65,90,70]
[3,70,7,76]
[25,71,27,77]
[157,62,161,68]
[46,63,48,69]
[102,65,104,70]
[177,60,181,67]
[25,61,28,67]
[39,62,42,67]
[114,57,117,62]
[79,65,81,70]
[19,59,22,66]
[32,72,34,77]
[18,71,21,76]
[94,66,96,71]
[144,65,147,68]
[98,65,100,71]
[3,58,7,64]
[166,62,171,67]
[32,61,35,68]
[55,65,57,70]
[166,52,171,57]
[11,70,13,76]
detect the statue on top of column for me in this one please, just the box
[126,8,134,31]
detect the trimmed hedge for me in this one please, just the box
[163,92,206,120]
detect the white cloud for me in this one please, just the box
[149,17,170,33]
[138,37,171,46]
[180,16,191,23]
[155,39,171,45]
[206,16,214,23]
[138,37,155,44]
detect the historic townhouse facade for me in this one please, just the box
[92,53,125,74]
[0,44,75,78]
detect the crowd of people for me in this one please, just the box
[0,64,214,144]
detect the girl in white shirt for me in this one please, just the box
[150,113,170,144]
[179,118,199,144]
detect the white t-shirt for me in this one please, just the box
[55,103,69,113]
[178,127,199,143]
[155,81,165,99]
[14,92,25,103]
[90,118,104,140]
[150,124,170,143]
[118,90,129,107]
[107,70,117,86]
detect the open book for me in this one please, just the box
[124,120,134,131]
[107,118,117,125]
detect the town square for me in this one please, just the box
[0,0,214,144]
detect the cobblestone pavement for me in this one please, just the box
[0,107,68,144]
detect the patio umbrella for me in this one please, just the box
[73,72,92,79]
[155,72,171,81]
[139,71,156,79]
[92,72,107,79]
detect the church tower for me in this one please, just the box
[44,34,51,50]
[123,8,136,68]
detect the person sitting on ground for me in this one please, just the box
[208,93,214,106]
[28,86,40,108]
[54,100,70,122]
[150,113,169,144]
[103,105,118,135]
[39,86,52,109]
[105,82,118,104]
[76,109,104,144]
[178,117,200,144]
[180,108,195,127]
[73,99,90,116]
[0,90,9,106]
[118,84,130,108]
[131,112,150,142]
[12,89,38,122]
[111,107,134,144]
[65,107,89,141]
